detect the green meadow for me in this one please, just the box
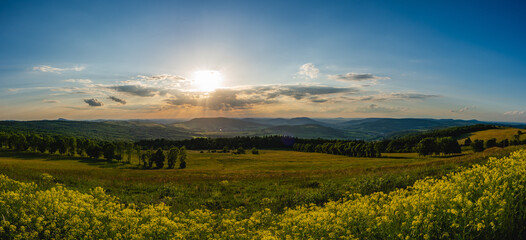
[0,146,521,215]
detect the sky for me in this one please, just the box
[1,0,525,121]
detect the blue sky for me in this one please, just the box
[1,0,525,121]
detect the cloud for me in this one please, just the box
[450,106,471,113]
[63,79,92,84]
[297,63,319,79]
[311,98,328,103]
[356,104,406,113]
[247,85,358,100]
[108,96,127,105]
[137,74,186,82]
[42,99,59,103]
[328,73,390,81]
[107,85,166,97]
[388,93,439,100]
[504,111,525,116]
[84,98,103,107]
[33,65,85,73]
[163,84,357,111]
[165,89,270,111]
[344,92,440,102]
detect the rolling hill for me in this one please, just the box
[172,117,268,132]
[458,127,526,142]
[0,117,523,141]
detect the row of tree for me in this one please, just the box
[0,131,136,162]
[0,131,188,169]
[139,147,187,169]
[381,124,498,153]
[465,136,525,152]
[293,141,382,158]
[415,137,461,156]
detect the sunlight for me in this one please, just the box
[192,70,223,92]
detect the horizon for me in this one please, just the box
[3,116,525,125]
[1,1,526,122]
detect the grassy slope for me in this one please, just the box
[0,146,522,214]
[458,127,526,142]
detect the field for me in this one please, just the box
[458,127,526,142]
[1,146,526,239]
[0,146,522,215]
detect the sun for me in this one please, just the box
[192,70,223,92]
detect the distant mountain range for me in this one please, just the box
[0,117,524,141]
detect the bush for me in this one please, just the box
[236,147,245,154]
[251,147,259,154]
[471,139,485,152]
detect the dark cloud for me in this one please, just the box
[329,73,390,81]
[389,93,440,100]
[84,98,103,107]
[107,85,165,97]
[42,99,59,103]
[108,96,127,105]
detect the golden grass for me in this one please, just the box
[458,127,526,143]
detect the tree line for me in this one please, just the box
[0,131,187,169]
[380,124,497,153]
[293,141,382,158]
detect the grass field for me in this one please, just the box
[458,127,526,143]
[0,146,522,215]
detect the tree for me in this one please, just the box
[135,146,142,166]
[251,147,259,154]
[103,143,116,161]
[222,146,229,153]
[140,153,148,168]
[415,137,437,156]
[86,143,102,159]
[178,146,187,169]
[437,137,461,155]
[167,147,179,169]
[471,140,485,152]
[153,148,165,168]
[147,149,154,168]
[236,147,245,154]
[463,138,472,146]
[485,138,497,148]
[126,143,133,163]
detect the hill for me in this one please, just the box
[262,124,348,139]
[338,118,484,138]
[243,117,326,126]
[173,117,268,132]
[458,127,526,142]
[0,120,193,141]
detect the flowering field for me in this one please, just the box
[2,149,526,239]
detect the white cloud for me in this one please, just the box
[297,63,319,79]
[63,79,92,84]
[450,106,471,113]
[504,111,525,116]
[33,65,85,73]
